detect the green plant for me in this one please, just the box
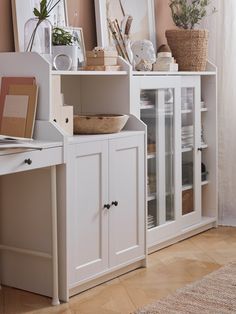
[52,27,74,46]
[169,0,216,29]
[26,0,61,51]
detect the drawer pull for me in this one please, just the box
[65,118,69,123]
[25,158,32,165]
[112,201,119,207]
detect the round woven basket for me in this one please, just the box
[166,29,209,71]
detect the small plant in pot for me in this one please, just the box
[52,27,79,70]
[166,0,216,71]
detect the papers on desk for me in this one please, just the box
[0,135,43,150]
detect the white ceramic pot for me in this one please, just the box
[52,45,78,71]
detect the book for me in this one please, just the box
[1,95,29,137]
[0,77,35,129]
[0,135,43,150]
[8,84,39,138]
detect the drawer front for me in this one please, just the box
[0,147,63,175]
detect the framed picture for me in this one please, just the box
[11,0,68,52]
[94,0,156,50]
[63,27,86,66]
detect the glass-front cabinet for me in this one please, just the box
[133,74,215,250]
[134,76,182,247]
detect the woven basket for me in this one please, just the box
[166,29,209,71]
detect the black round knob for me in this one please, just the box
[53,119,57,123]
[112,201,118,207]
[104,204,110,209]
[198,147,203,152]
[25,158,32,165]
[65,118,69,123]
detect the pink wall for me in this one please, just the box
[0,0,175,52]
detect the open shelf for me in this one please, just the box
[140,105,155,110]
[51,70,128,76]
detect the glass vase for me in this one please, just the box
[24,17,52,56]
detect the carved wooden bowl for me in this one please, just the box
[73,114,129,134]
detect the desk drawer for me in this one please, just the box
[0,147,63,175]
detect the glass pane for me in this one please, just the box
[181,87,195,215]
[140,88,175,229]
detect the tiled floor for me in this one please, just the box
[1,226,236,314]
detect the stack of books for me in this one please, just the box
[182,125,194,148]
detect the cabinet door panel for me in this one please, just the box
[109,135,145,267]
[68,141,109,285]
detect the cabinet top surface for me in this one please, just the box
[0,140,63,156]
[51,70,128,76]
[67,131,144,144]
[133,71,217,76]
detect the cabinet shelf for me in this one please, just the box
[140,105,155,110]
[182,144,208,153]
[147,153,156,160]
[148,193,157,201]
[182,180,209,191]
[181,109,192,114]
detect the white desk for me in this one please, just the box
[0,141,63,305]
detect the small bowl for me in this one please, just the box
[73,114,129,134]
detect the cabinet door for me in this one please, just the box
[68,141,109,285]
[136,76,182,248]
[181,76,202,228]
[109,135,145,267]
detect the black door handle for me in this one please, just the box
[104,204,111,209]
[112,201,119,207]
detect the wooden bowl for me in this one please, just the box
[73,114,129,134]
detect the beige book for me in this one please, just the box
[8,84,38,138]
[1,95,28,137]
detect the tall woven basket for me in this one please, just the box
[166,29,209,71]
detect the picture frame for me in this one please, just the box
[94,0,156,50]
[63,27,86,67]
[11,0,68,52]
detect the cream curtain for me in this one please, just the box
[202,0,236,225]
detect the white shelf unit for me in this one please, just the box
[0,53,147,302]
[131,67,217,252]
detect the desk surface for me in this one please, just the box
[0,141,63,176]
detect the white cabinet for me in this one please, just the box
[132,72,217,251]
[67,132,145,289]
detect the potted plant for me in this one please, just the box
[52,27,79,70]
[166,0,216,71]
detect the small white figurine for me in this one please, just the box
[131,40,156,71]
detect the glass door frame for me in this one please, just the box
[180,76,202,228]
[134,76,182,247]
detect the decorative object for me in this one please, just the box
[95,0,156,50]
[73,114,129,134]
[57,27,86,69]
[153,51,178,72]
[131,40,156,71]
[52,27,80,70]
[11,0,68,52]
[166,0,216,71]
[134,262,236,314]
[86,48,118,66]
[84,48,120,71]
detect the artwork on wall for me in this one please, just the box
[94,0,156,50]
[11,0,68,52]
